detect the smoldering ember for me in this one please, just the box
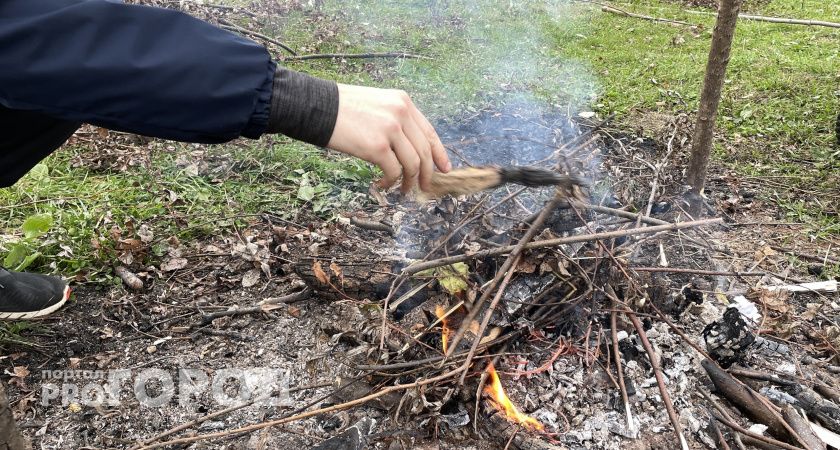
[1,1,839,450]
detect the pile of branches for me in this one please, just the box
[130,122,838,449]
[285,129,724,448]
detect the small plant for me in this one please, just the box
[0,321,41,348]
[2,213,53,271]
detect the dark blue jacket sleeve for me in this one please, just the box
[0,0,275,143]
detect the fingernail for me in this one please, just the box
[445,161,453,172]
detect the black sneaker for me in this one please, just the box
[0,268,70,319]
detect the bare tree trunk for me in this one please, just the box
[686,0,743,209]
[0,382,29,450]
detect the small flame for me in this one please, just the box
[435,305,450,354]
[485,363,544,431]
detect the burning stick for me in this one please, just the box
[424,166,587,199]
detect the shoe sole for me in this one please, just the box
[0,285,71,320]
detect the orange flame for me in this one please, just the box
[435,305,450,354]
[485,363,544,431]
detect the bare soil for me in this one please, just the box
[3,105,838,450]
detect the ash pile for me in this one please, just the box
[284,107,840,450]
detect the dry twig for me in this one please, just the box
[199,288,311,324]
[685,9,840,29]
[284,52,430,61]
[601,5,693,26]
[404,217,723,275]
[627,310,689,450]
[218,19,297,55]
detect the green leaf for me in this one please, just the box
[298,184,315,202]
[27,163,49,182]
[3,244,28,268]
[22,213,53,239]
[15,251,42,271]
[417,262,470,295]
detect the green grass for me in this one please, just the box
[0,321,41,349]
[274,0,838,232]
[0,140,373,278]
[1,0,837,283]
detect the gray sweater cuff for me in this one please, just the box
[266,68,339,147]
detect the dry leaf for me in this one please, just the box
[368,183,389,207]
[287,306,302,318]
[138,224,154,243]
[118,238,142,251]
[478,327,502,345]
[260,303,284,312]
[329,261,344,285]
[313,261,329,284]
[751,288,790,314]
[9,366,29,378]
[161,257,188,272]
[242,269,261,288]
[517,259,537,274]
[753,245,778,262]
[7,366,30,389]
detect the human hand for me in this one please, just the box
[326,84,452,193]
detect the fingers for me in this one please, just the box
[401,116,435,192]
[390,132,421,193]
[410,107,451,173]
[375,146,403,190]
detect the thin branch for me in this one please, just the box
[284,52,431,61]
[458,254,521,385]
[218,19,297,55]
[601,5,693,26]
[350,216,394,235]
[638,124,679,226]
[135,366,466,449]
[611,309,635,434]
[404,217,723,275]
[200,289,311,324]
[444,197,562,362]
[629,267,765,277]
[627,309,689,450]
[685,9,840,29]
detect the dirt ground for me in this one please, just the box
[3,104,838,450]
[2,2,839,450]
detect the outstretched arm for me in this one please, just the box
[0,0,449,191]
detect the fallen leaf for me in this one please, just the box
[260,303,284,312]
[242,269,261,288]
[751,288,790,314]
[287,306,302,318]
[118,251,134,265]
[7,366,30,389]
[329,262,344,285]
[138,224,154,243]
[118,238,142,251]
[161,257,188,272]
[517,259,537,274]
[8,366,29,378]
[753,245,778,262]
[313,261,329,284]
